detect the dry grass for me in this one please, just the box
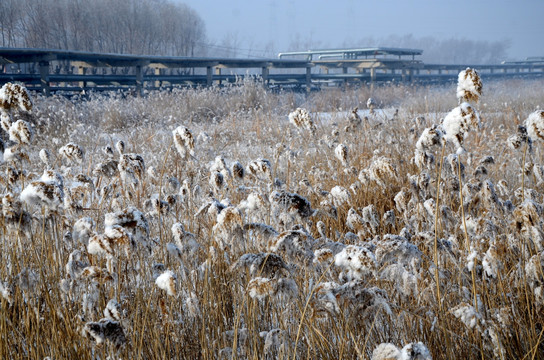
[0,77,543,359]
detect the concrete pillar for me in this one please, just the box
[343,67,348,87]
[154,67,161,88]
[370,67,376,92]
[135,65,143,96]
[206,66,213,87]
[39,61,50,96]
[370,67,376,81]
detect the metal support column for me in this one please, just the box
[306,66,312,93]
[216,67,222,86]
[207,66,213,87]
[39,61,50,96]
[261,66,269,88]
[135,65,143,96]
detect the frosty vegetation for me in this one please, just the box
[0,75,543,359]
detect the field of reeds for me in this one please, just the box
[0,74,543,359]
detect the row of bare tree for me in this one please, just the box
[0,0,206,56]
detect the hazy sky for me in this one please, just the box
[180,0,544,60]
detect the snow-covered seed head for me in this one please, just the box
[348,107,362,126]
[248,158,272,180]
[104,299,123,322]
[115,140,125,155]
[20,180,64,211]
[59,142,84,164]
[88,234,114,258]
[231,160,245,180]
[0,281,14,305]
[0,111,11,133]
[416,125,444,152]
[400,342,432,360]
[79,266,114,283]
[334,245,377,280]
[247,277,274,300]
[525,110,544,142]
[209,171,224,191]
[371,343,400,360]
[9,120,33,145]
[335,143,349,167]
[83,318,126,349]
[368,156,398,188]
[457,68,482,103]
[507,125,531,150]
[173,125,195,159]
[247,277,298,300]
[155,270,177,296]
[0,82,33,112]
[232,252,289,278]
[72,217,95,246]
[288,108,316,134]
[330,185,351,207]
[442,102,481,154]
[103,145,115,158]
[119,153,145,180]
[39,148,52,167]
[450,302,482,330]
[367,97,377,112]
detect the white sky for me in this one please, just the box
[179,0,544,60]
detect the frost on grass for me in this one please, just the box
[3,76,544,358]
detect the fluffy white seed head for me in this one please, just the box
[173,125,195,158]
[59,142,84,164]
[335,143,349,166]
[0,82,33,112]
[456,68,482,103]
[525,110,544,142]
[288,108,315,134]
[155,270,177,296]
[442,102,480,153]
[9,120,33,145]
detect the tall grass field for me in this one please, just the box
[0,74,543,359]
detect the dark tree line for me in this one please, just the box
[0,0,207,56]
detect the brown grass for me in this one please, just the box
[0,78,543,359]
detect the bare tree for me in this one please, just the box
[0,0,207,56]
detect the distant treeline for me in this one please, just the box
[0,0,206,56]
[344,34,511,64]
[286,34,512,64]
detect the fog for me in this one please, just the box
[180,0,544,61]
